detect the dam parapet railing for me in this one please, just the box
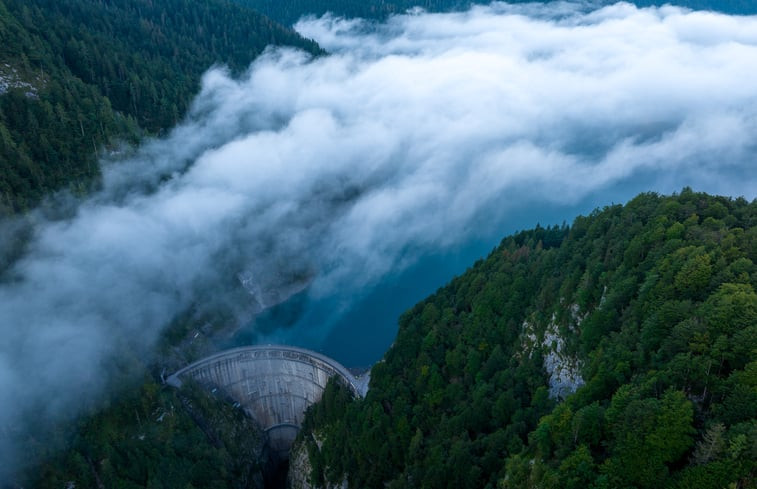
[166,345,367,397]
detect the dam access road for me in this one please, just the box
[166,345,369,462]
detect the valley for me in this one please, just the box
[0,1,756,488]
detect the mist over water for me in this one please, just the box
[2,1,757,476]
[243,170,701,367]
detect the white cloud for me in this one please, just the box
[2,1,757,475]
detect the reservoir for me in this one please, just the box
[229,172,686,367]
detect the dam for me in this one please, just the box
[166,345,368,466]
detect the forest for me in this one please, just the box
[299,189,757,489]
[28,379,268,489]
[0,0,320,214]
[1,1,755,488]
[2,0,754,214]
[21,189,756,489]
[235,0,757,27]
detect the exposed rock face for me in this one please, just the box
[237,268,311,315]
[521,305,585,400]
[0,64,41,97]
[288,441,315,489]
[161,273,312,372]
[541,320,585,399]
[288,435,349,489]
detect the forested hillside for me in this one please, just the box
[235,0,757,27]
[233,0,471,26]
[28,380,267,489]
[299,189,757,489]
[0,0,320,214]
[2,0,752,213]
[632,0,757,13]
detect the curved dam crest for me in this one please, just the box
[166,345,369,460]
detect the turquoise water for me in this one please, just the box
[223,0,757,367]
[230,170,695,367]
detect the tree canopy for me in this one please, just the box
[300,189,757,489]
[0,0,320,214]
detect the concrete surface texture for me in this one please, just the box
[167,345,367,460]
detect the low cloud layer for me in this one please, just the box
[2,1,757,476]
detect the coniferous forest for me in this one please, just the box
[2,0,754,213]
[0,0,320,214]
[23,191,757,488]
[300,190,756,489]
[0,0,755,488]
[234,0,757,27]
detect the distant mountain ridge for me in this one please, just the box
[631,0,756,14]
[235,0,757,26]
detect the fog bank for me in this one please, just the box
[2,1,757,476]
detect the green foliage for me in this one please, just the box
[234,0,757,27]
[233,0,473,26]
[602,388,695,488]
[0,0,321,214]
[302,190,757,489]
[27,380,264,489]
[631,0,757,15]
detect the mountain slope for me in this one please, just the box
[632,0,757,14]
[235,0,757,27]
[0,0,321,214]
[233,0,471,26]
[298,189,757,489]
[28,380,267,489]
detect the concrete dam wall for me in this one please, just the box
[166,345,368,461]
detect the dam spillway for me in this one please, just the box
[166,345,368,461]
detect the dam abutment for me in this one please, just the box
[167,345,368,484]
